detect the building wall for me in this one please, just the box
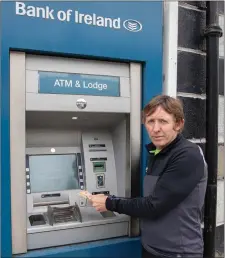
[177,1,224,256]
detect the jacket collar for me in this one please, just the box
[145,133,183,155]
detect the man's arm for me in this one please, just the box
[106,147,205,219]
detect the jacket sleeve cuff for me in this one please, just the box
[106,195,119,211]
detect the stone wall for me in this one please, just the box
[177,1,224,256]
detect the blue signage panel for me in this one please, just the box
[1,1,163,257]
[39,72,120,97]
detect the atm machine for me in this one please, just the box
[25,133,130,249]
[10,53,141,254]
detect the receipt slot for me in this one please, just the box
[10,53,141,253]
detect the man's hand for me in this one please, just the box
[90,194,108,212]
[79,191,92,199]
[79,191,108,212]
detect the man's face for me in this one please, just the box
[144,106,183,150]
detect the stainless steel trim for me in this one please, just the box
[10,51,27,254]
[129,63,142,236]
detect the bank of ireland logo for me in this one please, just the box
[123,19,142,32]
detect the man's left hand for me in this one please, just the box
[90,194,108,212]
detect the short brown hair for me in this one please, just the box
[142,95,185,131]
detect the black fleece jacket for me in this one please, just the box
[105,134,205,220]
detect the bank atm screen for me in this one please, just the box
[28,154,79,193]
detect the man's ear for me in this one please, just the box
[174,119,185,132]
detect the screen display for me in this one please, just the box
[29,154,79,193]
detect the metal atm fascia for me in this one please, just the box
[25,137,129,250]
[10,53,142,254]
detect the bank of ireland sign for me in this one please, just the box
[15,1,143,33]
[38,72,120,97]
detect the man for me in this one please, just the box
[81,95,207,258]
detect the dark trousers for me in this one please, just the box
[142,247,160,258]
[142,247,203,258]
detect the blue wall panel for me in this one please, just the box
[15,238,141,258]
[1,1,163,257]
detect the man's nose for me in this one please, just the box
[153,122,161,132]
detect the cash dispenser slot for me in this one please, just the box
[33,194,70,207]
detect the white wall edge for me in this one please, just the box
[163,1,178,97]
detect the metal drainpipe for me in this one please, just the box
[203,1,223,258]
